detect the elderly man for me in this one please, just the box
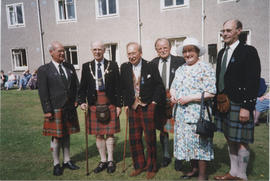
[214,19,261,181]
[151,38,185,169]
[78,41,122,174]
[120,42,166,179]
[37,41,80,176]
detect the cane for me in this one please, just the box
[122,107,129,172]
[84,108,90,176]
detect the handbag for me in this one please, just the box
[196,92,217,138]
[96,104,110,124]
[217,93,230,113]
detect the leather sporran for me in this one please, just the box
[96,104,110,124]
[217,93,230,113]
[196,92,217,138]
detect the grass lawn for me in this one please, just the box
[0,90,269,180]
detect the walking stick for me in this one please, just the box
[84,109,90,176]
[122,107,129,172]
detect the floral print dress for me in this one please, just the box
[171,60,216,161]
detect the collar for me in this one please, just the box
[226,40,239,51]
[52,60,64,67]
[95,59,104,65]
[132,59,142,71]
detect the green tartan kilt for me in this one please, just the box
[215,102,254,144]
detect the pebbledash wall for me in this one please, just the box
[1,0,269,81]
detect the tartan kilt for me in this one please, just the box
[215,102,254,144]
[88,104,120,135]
[43,108,80,138]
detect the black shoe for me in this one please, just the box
[63,161,80,170]
[94,162,107,173]
[53,164,63,176]
[107,161,116,173]
[175,159,182,171]
[161,157,171,167]
[180,172,199,179]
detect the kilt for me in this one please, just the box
[43,108,80,138]
[129,103,157,172]
[88,104,120,135]
[215,102,254,144]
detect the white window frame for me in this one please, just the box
[55,0,77,24]
[168,37,186,56]
[6,3,25,28]
[64,46,79,69]
[161,0,189,11]
[104,43,120,65]
[11,48,28,71]
[95,0,119,19]
[217,0,236,4]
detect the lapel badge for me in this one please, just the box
[231,57,236,63]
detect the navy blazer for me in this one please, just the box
[78,59,122,107]
[37,61,79,113]
[120,59,166,107]
[151,55,185,89]
[215,43,261,111]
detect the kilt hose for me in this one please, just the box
[129,103,157,172]
[215,101,254,144]
[43,108,80,138]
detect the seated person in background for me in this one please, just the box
[18,70,32,91]
[28,70,38,90]
[254,89,269,126]
[1,70,8,90]
[4,71,17,90]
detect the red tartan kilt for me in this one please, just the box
[88,104,120,135]
[43,108,80,138]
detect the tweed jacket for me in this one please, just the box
[216,42,261,111]
[37,61,79,113]
[120,59,166,107]
[78,59,122,107]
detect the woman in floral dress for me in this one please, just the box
[170,37,216,180]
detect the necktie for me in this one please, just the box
[59,64,68,88]
[97,62,105,91]
[218,47,229,92]
[161,58,167,88]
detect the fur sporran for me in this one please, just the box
[217,93,230,113]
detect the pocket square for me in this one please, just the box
[147,74,151,79]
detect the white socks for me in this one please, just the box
[228,145,238,177]
[106,137,115,162]
[51,138,60,166]
[237,147,250,180]
[96,137,107,162]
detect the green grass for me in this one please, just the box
[0,90,269,180]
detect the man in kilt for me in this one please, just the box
[37,41,80,176]
[214,19,261,181]
[78,41,122,174]
[152,38,185,169]
[120,42,166,179]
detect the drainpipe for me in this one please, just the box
[201,0,205,47]
[36,0,45,65]
[137,0,141,44]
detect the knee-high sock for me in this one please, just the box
[160,132,170,158]
[106,136,115,162]
[62,135,70,163]
[51,137,60,166]
[237,147,250,180]
[96,137,107,162]
[228,145,239,177]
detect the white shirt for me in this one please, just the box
[158,55,171,89]
[132,59,142,81]
[224,40,239,68]
[51,60,68,78]
[95,59,105,90]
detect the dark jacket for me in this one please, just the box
[78,59,122,107]
[215,42,261,111]
[120,59,166,107]
[37,61,79,113]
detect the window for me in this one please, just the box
[11,49,28,70]
[161,0,189,10]
[95,0,118,18]
[168,37,186,56]
[55,0,77,23]
[217,0,236,4]
[6,3,25,28]
[64,46,79,69]
[104,44,120,65]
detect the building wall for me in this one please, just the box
[1,0,269,81]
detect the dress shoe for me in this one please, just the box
[107,161,116,173]
[146,171,156,179]
[130,168,146,177]
[161,157,171,167]
[63,161,80,170]
[214,173,241,180]
[94,162,107,173]
[174,159,182,171]
[181,172,199,179]
[53,164,63,176]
